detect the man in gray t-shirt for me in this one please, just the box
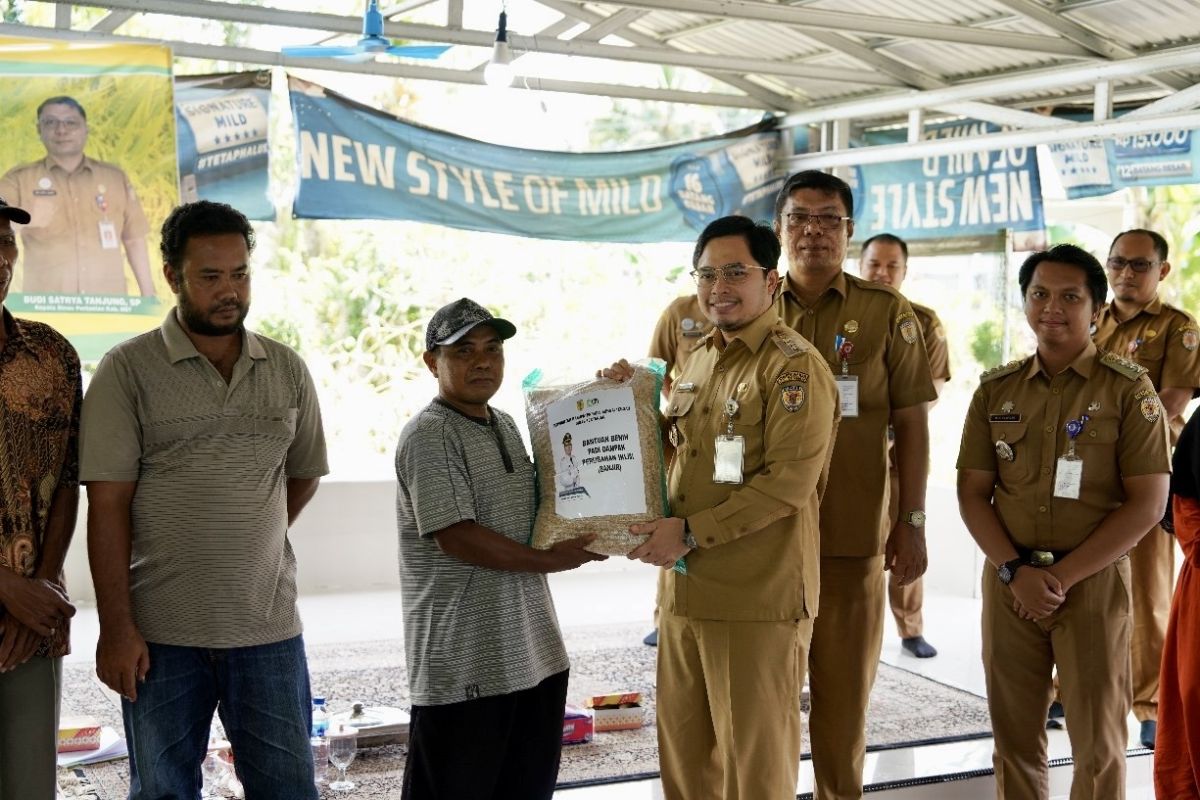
[396,297,604,800]
[82,201,327,800]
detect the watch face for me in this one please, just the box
[906,510,926,527]
[998,564,1013,585]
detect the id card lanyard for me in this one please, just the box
[1053,414,1089,499]
[833,335,858,418]
[713,397,744,484]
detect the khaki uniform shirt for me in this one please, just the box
[0,155,149,295]
[913,302,952,382]
[776,272,936,556]
[1093,297,1200,443]
[661,307,839,621]
[957,344,1171,551]
[648,295,713,381]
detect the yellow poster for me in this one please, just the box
[0,36,177,359]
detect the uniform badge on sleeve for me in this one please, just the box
[1182,328,1199,352]
[897,312,918,345]
[781,383,807,412]
[1141,394,1162,423]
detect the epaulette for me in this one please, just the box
[771,326,807,358]
[979,359,1025,383]
[1099,350,1148,380]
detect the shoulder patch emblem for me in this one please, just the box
[980,359,1025,383]
[1182,327,1199,352]
[780,382,807,412]
[776,370,809,385]
[896,311,918,345]
[1141,394,1162,423]
[771,329,806,358]
[1100,350,1149,380]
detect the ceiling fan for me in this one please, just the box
[281,0,451,61]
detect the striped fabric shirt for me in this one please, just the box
[395,400,569,706]
[80,310,328,648]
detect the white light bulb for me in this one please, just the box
[484,40,514,88]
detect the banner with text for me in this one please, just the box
[289,76,783,242]
[850,120,1046,255]
[1047,125,1200,199]
[176,71,274,220]
[0,35,177,360]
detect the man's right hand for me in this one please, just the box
[596,359,635,382]
[96,622,150,702]
[0,573,75,637]
[542,534,608,572]
[1009,567,1065,620]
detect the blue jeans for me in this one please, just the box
[121,634,317,800]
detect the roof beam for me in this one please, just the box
[55,3,72,28]
[570,8,648,43]
[789,109,1200,169]
[1125,81,1200,118]
[782,42,1200,126]
[90,9,135,33]
[54,0,900,86]
[936,101,1063,129]
[446,0,463,30]
[0,22,768,110]
[575,0,1096,56]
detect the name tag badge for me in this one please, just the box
[99,221,119,250]
[1053,457,1083,499]
[713,434,744,484]
[835,375,859,418]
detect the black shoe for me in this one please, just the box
[900,636,937,658]
[1046,701,1065,729]
[1140,719,1157,749]
[643,628,658,647]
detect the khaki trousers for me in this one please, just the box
[0,656,61,800]
[885,465,923,639]
[983,558,1132,800]
[1128,524,1174,722]
[809,555,886,800]
[657,611,812,800]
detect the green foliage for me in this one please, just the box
[969,318,1005,370]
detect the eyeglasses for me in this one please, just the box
[784,212,851,230]
[0,235,16,248]
[1106,256,1159,274]
[38,118,84,131]
[690,264,768,286]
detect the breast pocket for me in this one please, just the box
[990,422,1031,481]
[666,391,697,449]
[255,406,298,466]
[1074,418,1119,489]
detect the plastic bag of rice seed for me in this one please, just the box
[522,359,669,556]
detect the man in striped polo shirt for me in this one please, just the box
[396,298,604,799]
[82,201,328,799]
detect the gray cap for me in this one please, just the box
[425,297,517,351]
[0,197,30,225]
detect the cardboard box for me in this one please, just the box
[58,716,102,753]
[586,692,644,732]
[562,705,593,745]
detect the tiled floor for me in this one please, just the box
[64,562,1158,798]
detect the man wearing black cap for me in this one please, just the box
[0,196,82,799]
[395,297,605,799]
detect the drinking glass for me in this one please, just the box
[327,726,359,792]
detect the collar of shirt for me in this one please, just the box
[1026,341,1097,381]
[779,269,848,310]
[159,307,267,364]
[700,305,781,356]
[1100,295,1164,326]
[0,309,40,360]
[40,153,98,176]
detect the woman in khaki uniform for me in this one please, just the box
[957,243,1170,799]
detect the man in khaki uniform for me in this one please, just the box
[649,294,714,397]
[603,214,839,800]
[860,233,951,659]
[0,96,154,296]
[1090,227,1200,748]
[773,171,935,800]
[958,243,1170,799]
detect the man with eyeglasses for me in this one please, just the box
[0,197,81,800]
[1088,228,1200,749]
[860,233,951,661]
[601,215,839,799]
[0,95,154,296]
[773,171,935,800]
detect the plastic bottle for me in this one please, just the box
[311,696,330,738]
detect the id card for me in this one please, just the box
[713,434,745,484]
[1053,457,1082,499]
[835,375,859,418]
[99,221,119,250]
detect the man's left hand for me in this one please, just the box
[628,517,690,569]
[885,521,928,586]
[0,616,44,672]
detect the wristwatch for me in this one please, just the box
[997,557,1025,585]
[901,509,926,528]
[682,518,698,550]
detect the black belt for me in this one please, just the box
[1014,546,1071,566]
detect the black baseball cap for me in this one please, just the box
[425,298,517,351]
[0,197,30,225]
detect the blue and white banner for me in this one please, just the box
[176,71,273,220]
[289,76,784,242]
[850,121,1045,253]
[1047,126,1199,199]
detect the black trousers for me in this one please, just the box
[401,668,569,800]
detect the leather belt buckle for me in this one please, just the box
[1030,550,1056,567]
